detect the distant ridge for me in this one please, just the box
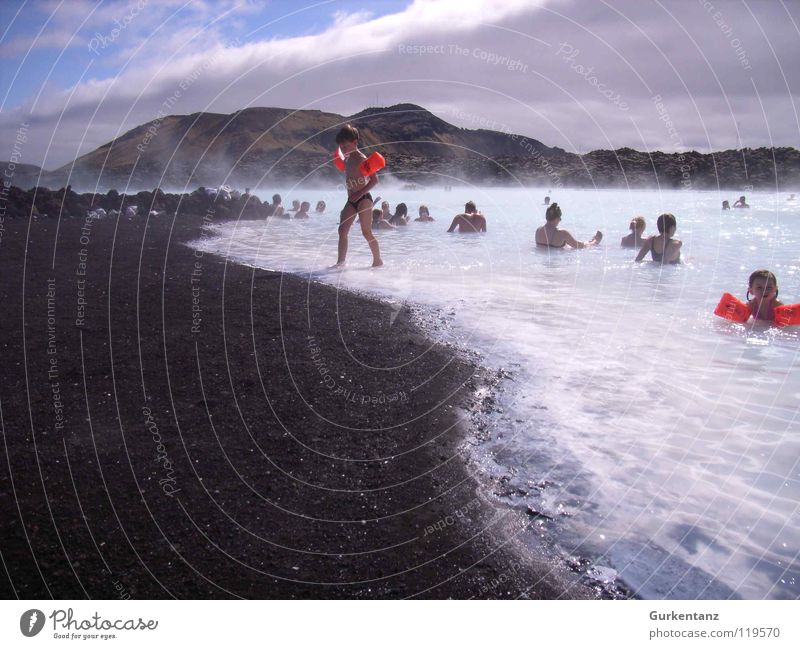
[5,103,799,192]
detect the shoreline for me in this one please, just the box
[0,208,596,599]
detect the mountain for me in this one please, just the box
[10,104,800,191]
[1,163,45,189]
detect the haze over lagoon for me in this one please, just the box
[192,186,800,599]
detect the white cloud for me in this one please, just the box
[1,0,797,169]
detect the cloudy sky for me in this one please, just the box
[1,0,798,169]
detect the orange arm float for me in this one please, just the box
[332,148,345,172]
[359,151,385,176]
[774,304,800,327]
[714,292,751,323]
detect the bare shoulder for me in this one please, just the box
[346,150,367,168]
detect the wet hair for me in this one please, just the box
[372,208,382,225]
[656,213,676,234]
[748,269,779,300]
[316,200,325,212]
[722,200,730,209]
[272,194,281,204]
[335,124,359,144]
[749,269,778,289]
[464,201,477,213]
[630,216,645,231]
[419,205,429,216]
[390,203,408,225]
[300,201,310,211]
[291,199,300,208]
[545,203,562,221]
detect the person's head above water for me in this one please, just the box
[464,201,477,214]
[748,269,779,299]
[272,194,281,205]
[630,216,645,233]
[395,203,408,218]
[300,201,310,211]
[545,202,562,222]
[419,205,429,217]
[316,200,325,212]
[372,208,382,224]
[291,200,300,209]
[656,213,677,235]
[335,124,359,150]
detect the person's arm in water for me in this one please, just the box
[561,230,584,248]
[635,237,651,261]
[478,214,487,232]
[447,214,464,232]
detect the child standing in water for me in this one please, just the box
[747,270,783,321]
[335,124,383,267]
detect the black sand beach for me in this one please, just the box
[0,203,593,599]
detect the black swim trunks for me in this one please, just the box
[345,192,373,211]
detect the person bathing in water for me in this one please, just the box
[335,124,383,267]
[390,202,409,226]
[447,201,486,233]
[733,195,749,208]
[635,213,682,264]
[535,203,601,248]
[372,208,396,230]
[747,269,783,322]
[415,205,434,221]
[621,216,646,248]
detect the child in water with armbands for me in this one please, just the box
[714,269,800,326]
[747,270,783,322]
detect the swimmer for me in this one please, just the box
[788,194,796,203]
[621,216,646,248]
[372,208,396,230]
[722,200,730,210]
[535,203,601,248]
[544,195,550,206]
[295,201,311,219]
[289,199,300,212]
[635,213,681,264]
[747,269,783,322]
[316,200,326,213]
[447,201,487,233]
[733,195,749,208]
[390,202,409,226]
[415,205,435,222]
[266,193,284,217]
[334,124,382,267]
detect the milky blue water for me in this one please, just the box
[190,187,800,599]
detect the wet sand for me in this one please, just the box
[0,206,593,599]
